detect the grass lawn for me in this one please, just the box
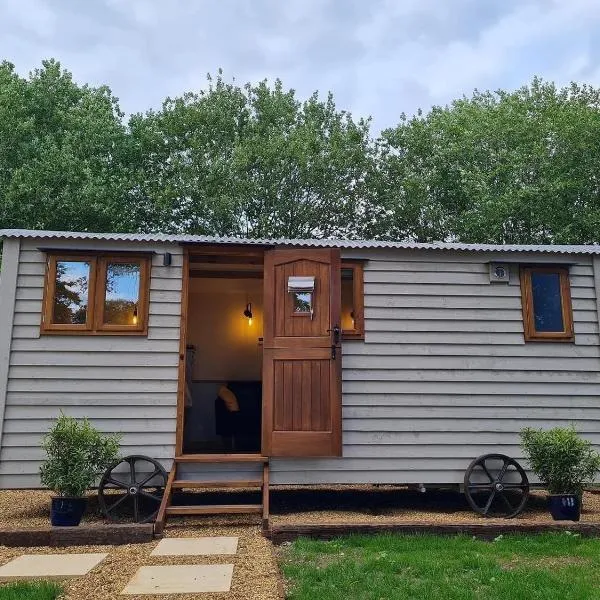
[280,532,600,600]
[0,581,62,600]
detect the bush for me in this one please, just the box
[520,426,600,494]
[39,414,121,497]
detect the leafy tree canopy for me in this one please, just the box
[1,62,600,247]
[377,78,600,244]
[0,59,133,233]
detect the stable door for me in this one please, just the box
[262,248,342,456]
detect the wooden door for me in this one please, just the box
[262,248,342,457]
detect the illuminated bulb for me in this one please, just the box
[132,305,138,325]
[243,302,253,325]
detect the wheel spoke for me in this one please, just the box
[480,461,495,483]
[106,476,129,490]
[106,493,129,515]
[499,493,515,513]
[482,490,496,515]
[129,457,137,486]
[133,495,140,522]
[139,490,162,503]
[495,460,509,483]
[468,483,494,489]
[138,468,162,488]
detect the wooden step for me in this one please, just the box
[171,480,262,489]
[175,454,268,463]
[166,504,263,516]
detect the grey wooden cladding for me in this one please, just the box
[0,239,182,488]
[268,251,600,485]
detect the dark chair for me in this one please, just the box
[215,381,262,451]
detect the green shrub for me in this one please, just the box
[39,413,121,497]
[520,425,600,494]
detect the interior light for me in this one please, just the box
[132,305,138,326]
[243,302,253,325]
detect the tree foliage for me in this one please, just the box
[129,73,376,238]
[377,78,600,244]
[0,59,133,233]
[2,62,600,246]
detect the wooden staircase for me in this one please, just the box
[154,454,270,535]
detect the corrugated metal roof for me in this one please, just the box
[1,228,600,255]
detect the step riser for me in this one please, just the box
[172,480,262,489]
[166,505,263,516]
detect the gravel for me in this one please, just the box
[2,486,599,599]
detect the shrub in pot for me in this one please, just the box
[520,426,600,521]
[40,414,120,526]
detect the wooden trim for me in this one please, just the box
[262,462,270,532]
[0,239,20,451]
[341,261,364,340]
[269,522,600,544]
[154,463,176,536]
[174,453,268,463]
[0,523,154,548]
[175,249,190,456]
[41,255,97,333]
[331,250,343,456]
[41,253,151,335]
[520,266,574,342]
[95,256,150,334]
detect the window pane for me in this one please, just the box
[342,268,355,330]
[104,262,141,326]
[53,261,91,324]
[531,272,564,332]
[293,291,312,314]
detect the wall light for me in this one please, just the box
[243,302,253,326]
[132,305,139,326]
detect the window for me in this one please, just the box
[292,291,313,314]
[341,261,364,339]
[520,266,573,342]
[42,254,150,335]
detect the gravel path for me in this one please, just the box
[1,486,599,598]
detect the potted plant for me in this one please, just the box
[520,426,600,521]
[40,414,120,526]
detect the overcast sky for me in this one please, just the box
[2,0,600,131]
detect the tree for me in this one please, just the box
[376,78,600,244]
[129,73,377,238]
[0,59,133,233]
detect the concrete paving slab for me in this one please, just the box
[151,536,239,556]
[0,553,107,581]
[121,564,234,595]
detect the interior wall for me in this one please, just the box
[187,277,264,382]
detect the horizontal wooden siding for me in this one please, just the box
[0,239,182,487]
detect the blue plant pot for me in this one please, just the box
[549,494,580,521]
[50,496,87,526]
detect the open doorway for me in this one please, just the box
[182,250,264,454]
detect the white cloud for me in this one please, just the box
[0,0,599,130]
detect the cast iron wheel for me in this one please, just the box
[464,453,529,518]
[98,455,167,523]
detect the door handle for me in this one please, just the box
[331,344,337,360]
[328,325,341,344]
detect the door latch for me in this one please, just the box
[328,324,341,344]
[331,344,337,360]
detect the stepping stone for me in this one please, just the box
[151,536,238,556]
[121,564,234,595]
[0,553,107,581]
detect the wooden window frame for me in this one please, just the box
[520,266,574,342]
[41,253,151,336]
[341,261,365,340]
[41,255,97,333]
